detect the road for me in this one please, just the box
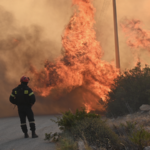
[0,115,60,150]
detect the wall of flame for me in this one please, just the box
[0,0,150,117]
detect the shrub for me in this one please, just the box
[57,137,78,150]
[45,108,100,144]
[106,62,150,117]
[119,121,137,135]
[112,122,150,150]
[70,117,120,149]
[55,108,100,131]
[130,127,150,150]
[112,122,138,149]
[112,121,136,137]
[45,132,60,142]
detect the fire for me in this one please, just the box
[84,103,93,113]
[121,19,150,67]
[29,0,118,112]
[121,19,150,51]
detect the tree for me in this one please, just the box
[106,62,150,117]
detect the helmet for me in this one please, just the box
[20,76,30,83]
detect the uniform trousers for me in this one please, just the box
[18,105,35,133]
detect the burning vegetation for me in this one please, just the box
[29,0,118,113]
[121,19,150,51]
[0,0,150,117]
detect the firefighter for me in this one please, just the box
[9,76,38,138]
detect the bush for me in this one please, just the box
[130,127,150,150]
[55,108,100,131]
[47,109,119,149]
[112,121,138,149]
[45,132,60,142]
[57,136,78,150]
[111,122,150,150]
[113,121,137,136]
[70,117,120,149]
[106,62,150,117]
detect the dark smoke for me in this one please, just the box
[34,86,102,116]
[0,6,57,117]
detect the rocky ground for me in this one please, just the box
[0,115,60,150]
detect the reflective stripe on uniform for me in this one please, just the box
[24,90,28,94]
[29,92,34,96]
[11,94,15,97]
[29,121,35,124]
[21,123,26,125]
[15,91,17,94]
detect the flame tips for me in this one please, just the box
[30,0,118,113]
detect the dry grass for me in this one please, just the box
[105,110,150,131]
[103,110,150,150]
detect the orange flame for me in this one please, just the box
[121,19,150,51]
[84,103,93,113]
[29,0,118,112]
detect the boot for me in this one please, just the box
[24,133,29,138]
[32,131,38,138]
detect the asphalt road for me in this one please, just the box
[0,115,60,150]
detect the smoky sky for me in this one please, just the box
[0,0,150,117]
[93,0,150,69]
[0,0,75,117]
[0,5,60,117]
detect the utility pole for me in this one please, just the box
[112,0,120,69]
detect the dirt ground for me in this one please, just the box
[0,115,60,150]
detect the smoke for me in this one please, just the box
[0,0,74,117]
[34,86,105,115]
[0,5,63,117]
[0,0,150,117]
[93,0,150,69]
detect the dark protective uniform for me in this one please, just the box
[9,83,36,134]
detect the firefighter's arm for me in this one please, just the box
[28,89,36,105]
[9,90,17,104]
